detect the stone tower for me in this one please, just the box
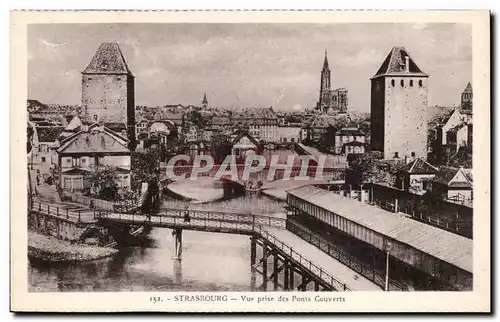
[82,42,135,145]
[317,51,332,112]
[460,82,473,112]
[370,47,429,160]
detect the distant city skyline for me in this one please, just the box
[28,23,472,112]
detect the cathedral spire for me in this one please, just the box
[322,50,329,70]
[202,92,208,107]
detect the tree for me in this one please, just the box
[449,146,472,168]
[84,166,120,201]
[211,134,232,164]
[350,151,396,185]
[131,147,160,191]
[319,125,336,151]
[27,126,34,154]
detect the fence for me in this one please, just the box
[30,200,94,222]
[286,218,407,291]
[254,224,351,291]
[62,191,116,212]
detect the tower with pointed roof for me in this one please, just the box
[81,42,135,146]
[317,51,332,112]
[202,92,208,109]
[316,51,348,114]
[460,82,473,112]
[370,46,429,160]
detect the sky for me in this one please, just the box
[28,23,472,112]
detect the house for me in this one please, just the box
[427,166,473,201]
[396,157,438,193]
[135,119,149,136]
[57,123,131,192]
[341,140,366,156]
[278,125,301,144]
[185,125,200,142]
[149,121,177,145]
[334,127,366,154]
[230,130,261,157]
[32,126,66,180]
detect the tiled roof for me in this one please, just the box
[373,47,427,77]
[429,166,472,188]
[399,158,438,174]
[104,122,127,132]
[36,126,65,143]
[83,42,132,75]
[463,82,472,93]
[58,124,130,154]
[336,128,364,136]
[231,130,260,147]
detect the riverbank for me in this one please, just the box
[28,231,118,262]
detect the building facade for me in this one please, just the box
[334,127,366,154]
[57,124,131,192]
[81,42,136,145]
[460,82,473,112]
[316,51,348,114]
[370,47,429,160]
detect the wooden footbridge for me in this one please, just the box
[28,195,382,291]
[96,208,382,292]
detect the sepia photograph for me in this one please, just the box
[10,10,490,312]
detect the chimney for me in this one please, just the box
[405,56,410,73]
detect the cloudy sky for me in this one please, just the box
[28,23,471,112]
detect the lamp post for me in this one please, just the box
[384,241,392,291]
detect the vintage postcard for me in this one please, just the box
[10,10,490,312]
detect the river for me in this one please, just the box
[28,193,286,292]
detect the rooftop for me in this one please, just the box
[399,158,439,174]
[287,185,472,273]
[83,42,133,76]
[36,126,65,143]
[373,47,428,78]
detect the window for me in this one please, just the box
[400,79,404,87]
[411,152,416,157]
[41,157,46,163]
[394,152,399,158]
[410,80,414,87]
[391,79,395,87]
[93,115,98,121]
[419,80,423,87]
[66,158,71,164]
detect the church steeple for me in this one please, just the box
[318,50,332,111]
[322,50,330,70]
[202,92,208,108]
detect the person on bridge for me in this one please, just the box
[184,206,191,223]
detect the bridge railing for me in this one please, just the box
[254,224,351,292]
[159,208,286,229]
[287,218,408,291]
[96,209,286,230]
[30,200,91,222]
